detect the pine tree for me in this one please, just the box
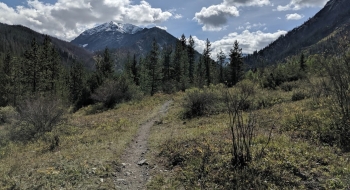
[0,51,11,105]
[196,56,205,88]
[229,40,244,86]
[69,60,85,104]
[173,41,183,84]
[131,54,139,85]
[96,47,114,85]
[162,45,173,83]
[188,35,195,84]
[300,53,306,71]
[147,39,162,96]
[40,35,60,94]
[23,38,41,94]
[217,49,226,84]
[180,34,187,49]
[180,46,189,91]
[203,39,212,86]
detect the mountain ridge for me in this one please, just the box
[71,21,178,55]
[0,22,95,69]
[244,0,350,66]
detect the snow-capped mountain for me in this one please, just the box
[71,21,179,56]
[82,22,143,36]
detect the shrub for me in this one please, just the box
[9,96,65,142]
[91,77,143,109]
[0,106,17,124]
[182,88,217,118]
[291,91,307,101]
[182,85,225,118]
[322,51,350,150]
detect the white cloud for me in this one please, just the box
[193,29,287,57]
[194,4,239,31]
[286,13,304,20]
[277,0,328,11]
[194,0,270,31]
[174,14,183,19]
[0,0,174,41]
[224,0,271,7]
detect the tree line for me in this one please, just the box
[0,34,245,110]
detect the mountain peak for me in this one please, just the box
[82,22,143,36]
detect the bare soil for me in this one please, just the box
[114,101,172,189]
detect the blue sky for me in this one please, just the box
[0,0,329,56]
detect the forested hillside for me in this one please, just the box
[0,23,95,68]
[244,0,350,66]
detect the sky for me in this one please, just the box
[0,0,329,57]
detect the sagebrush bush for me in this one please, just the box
[182,86,224,118]
[9,96,65,142]
[292,91,307,101]
[91,77,143,109]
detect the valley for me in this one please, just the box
[1,0,350,189]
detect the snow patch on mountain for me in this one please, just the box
[82,21,143,36]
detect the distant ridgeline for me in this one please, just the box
[0,23,95,68]
[244,0,350,66]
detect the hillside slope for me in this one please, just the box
[245,0,350,65]
[0,23,95,69]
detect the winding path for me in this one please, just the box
[114,100,172,189]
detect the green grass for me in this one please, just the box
[0,94,170,189]
[1,77,350,189]
[147,82,350,189]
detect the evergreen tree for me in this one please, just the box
[203,39,212,86]
[173,41,183,84]
[131,54,139,85]
[300,53,306,71]
[40,35,61,94]
[180,46,190,91]
[229,40,244,86]
[196,56,205,88]
[162,45,173,83]
[217,49,226,84]
[188,35,195,84]
[23,38,41,94]
[180,34,187,50]
[0,51,11,105]
[69,60,85,104]
[146,39,162,96]
[96,47,114,85]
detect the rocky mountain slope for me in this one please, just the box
[71,21,179,55]
[245,0,350,65]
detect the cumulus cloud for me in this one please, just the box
[225,0,271,7]
[286,13,304,20]
[194,0,270,31]
[194,4,239,31]
[193,29,287,57]
[0,0,173,41]
[277,0,328,11]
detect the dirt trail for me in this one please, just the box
[114,100,172,189]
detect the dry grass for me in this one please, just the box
[0,94,170,189]
[147,84,350,189]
